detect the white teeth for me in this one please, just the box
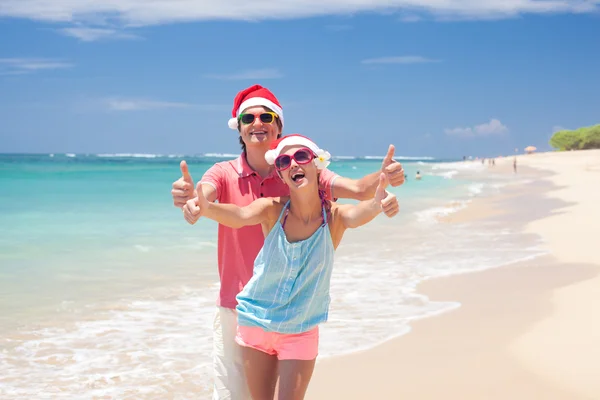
[291,172,305,181]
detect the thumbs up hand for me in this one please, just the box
[172,160,196,207]
[374,173,399,218]
[381,145,405,187]
[182,186,209,225]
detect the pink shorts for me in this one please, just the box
[235,325,319,360]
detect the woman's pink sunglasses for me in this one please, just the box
[274,148,315,171]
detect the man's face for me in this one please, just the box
[238,106,281,152]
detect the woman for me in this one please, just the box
[186,134,399,399]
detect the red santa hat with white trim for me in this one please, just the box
[265,134,331,170]
[227,84,284,130]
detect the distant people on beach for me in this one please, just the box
[415,170,422,180]
[183,134,399,400]
[513,157,517,173]
[170,84,405,399]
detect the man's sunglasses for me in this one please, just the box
[275,148,315,171]
[238,112,279,125]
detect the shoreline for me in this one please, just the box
[315,157,546,361]
[307,149,600,399]
[3,151,598,399]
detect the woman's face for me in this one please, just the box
[276,145,318,190]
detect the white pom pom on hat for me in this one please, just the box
[228,118,238,130]
[227,84,284,130]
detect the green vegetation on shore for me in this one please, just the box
[550,124,600,151]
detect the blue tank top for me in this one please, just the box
[235,198,335,334]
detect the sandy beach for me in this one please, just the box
[307,150,600,400]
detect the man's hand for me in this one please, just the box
[171,160,196,207]
[374,173,399,218]
[381,145,405,187]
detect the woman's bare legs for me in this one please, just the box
[242,346,278,400]
[276,359,316,400]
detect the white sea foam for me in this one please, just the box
[363,155,385,160]
[415,200,470,224]
[468,183,484,196]
[396,156,435,160]
[0,288,219,399]
[414,182,490,223]
[332,155,357,160]
[431,170,458,179]
[202,153,238,159]
[96,153,160,158]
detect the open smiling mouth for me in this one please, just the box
[291,171,305,182]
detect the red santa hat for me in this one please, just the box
[264,134,331,170]
[228,84,284,130]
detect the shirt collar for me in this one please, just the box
[231,153,278,180]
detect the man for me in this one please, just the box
[172,84,404,399]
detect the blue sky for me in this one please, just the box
[1,1,599,158]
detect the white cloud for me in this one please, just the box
[445,118,508,138]
[0,1,597,26]
[203,68,283,80]
[361,56,440,64]
[0,58,73,74]
[59,27,141,42]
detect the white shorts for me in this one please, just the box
[212,307,251,400]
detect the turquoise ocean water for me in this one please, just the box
[0,153,546,398]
